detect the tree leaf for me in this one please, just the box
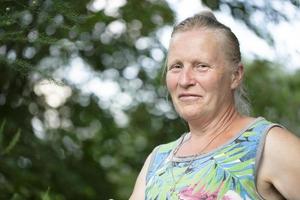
[2,129,21,155]
[217,175,231,199]
[0,119,6,150]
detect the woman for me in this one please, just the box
[130,11,300,200]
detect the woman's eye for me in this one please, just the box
[196,64,207,68]
[196,64,209,71]
[168,64,182,70]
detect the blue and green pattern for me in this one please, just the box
[145,118,276,200]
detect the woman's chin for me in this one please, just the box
[179,111,203,122]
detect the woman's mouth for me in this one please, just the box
[178,93,202,101]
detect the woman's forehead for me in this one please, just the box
[167,29,226,62]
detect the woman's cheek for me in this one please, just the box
[166,73,178,91]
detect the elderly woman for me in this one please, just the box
[130,11,300,200]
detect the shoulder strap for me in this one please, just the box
[254,121,284,196]
[254,123,283,173]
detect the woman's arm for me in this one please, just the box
[258,126,300,199]
[129,153,152,200]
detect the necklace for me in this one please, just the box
[169,128,229,196]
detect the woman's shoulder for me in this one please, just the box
[241,116,276,134]
[264,125,300,154]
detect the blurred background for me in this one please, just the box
[0,0,299,199]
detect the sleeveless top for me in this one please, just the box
[145,117,279,200]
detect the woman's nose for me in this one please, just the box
[178,67,196,88]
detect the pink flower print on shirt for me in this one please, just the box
[178,185,218,200]
[223,190,243,200]
[178,184,243,200]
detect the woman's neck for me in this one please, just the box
[174,104,244,157]
[188,103,241,140]
[175,104,255,157]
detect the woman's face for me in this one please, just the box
[166,28,238,122]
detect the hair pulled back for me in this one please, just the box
[171,11,241,65]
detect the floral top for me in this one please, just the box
[145,117,279,200]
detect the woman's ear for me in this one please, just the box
[231,63,244,89]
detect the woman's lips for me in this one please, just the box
[178,93,201,101]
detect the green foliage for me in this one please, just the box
[41,188,51,200]
[0,120,21,155]
[245,60,300,134]
[0,0,175,199]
